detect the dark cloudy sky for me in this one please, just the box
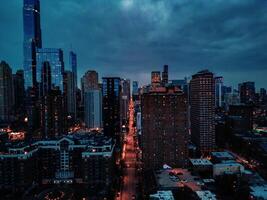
[0,0,267,89]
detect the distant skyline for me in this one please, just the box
[0,0,267,89]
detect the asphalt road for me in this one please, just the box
[120,100,137,200]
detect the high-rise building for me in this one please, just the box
[64,71,76,119]
[13,70,25,114]
[36,48,64,91]
[162,65,168,85]
[81,70,101,128]
[190,70,216,154]
[23,0,42,89]
[132,81,139,96]
[223,91,240,110]
[69,51,77,119]
[239,81,255,105]
[81,70,99,103]
[215,76,223,108]
[228,105,253,132]
[69,51,77,90]
[151,71,161,87]
[0,61,14,123]
[40,62,52,138]
[260,88,267,105]
[84,90,102,129]
[141,86,188,169]
[40,62,63,139]
[121,79,131,126]
[102,77,121,142]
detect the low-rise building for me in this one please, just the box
[149,191,175,200]
[213,162,245,177]
[0,132,115,196]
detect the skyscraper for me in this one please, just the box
[40,62,64,139]
[102,77,121,142]
[69,51,77,90]
[81,70,99,104]
[190,70,216,154]
[40,62,52,138]
[141,86,188,169]
[84,90,102,129]
[13,70,25,114]
[69,51,77,119]
[81,70,102,129]
[64,71,76,119]
[120,79,131,127]
[132,81,139,96]
[162,65,169,85]
[215,76,223,108]
[239,81,255,105]
[0,61,14,123]
[36,48,64,91]
[23,0,42,89]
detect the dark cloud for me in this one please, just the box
[0,0,266,88]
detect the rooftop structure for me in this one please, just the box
[149,191,175,200]
[155,169,204,192]
[211,151,235,162]
[195,190,217,200]
[190,159,213,166]
[250,184,267,199]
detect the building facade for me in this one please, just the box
[239,81,255,105]
[84,90,102,129]
[23,0,42,89]
[141,86,188,169]
[102,77,121,143]
[190,70,216,154]
[0,61,14,123]
[36,48,64,91]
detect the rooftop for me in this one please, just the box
[149,191,175,200]
[211,151,235,160]
[195,190,217,200]
[190,159,213,166]
[250,184,267,199]
[155,169,203,192]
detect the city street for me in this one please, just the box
[120,99,138,200]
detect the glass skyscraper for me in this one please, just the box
[69,51,77,90]
[36,48,64,91]
[23,0,42,89]
[102,77,121,141]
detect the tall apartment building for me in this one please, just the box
[141,86,188,169]
[239,81,255,105]
[0,61,14,123]
[102,77,121,143]
[190,70,216,154]
[81,70,102,129]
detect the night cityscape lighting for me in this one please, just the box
[0,0,267,199]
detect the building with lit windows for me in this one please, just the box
[0,133,115,196]
[190,70,216,154]
[141,86,188,169]
[0,61,14,124]
[36,48,65,91]
[23,0,42,89]
[102,77,121,143]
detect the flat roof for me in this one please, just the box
[195,190,217,200]
[150,191,175,200]
[190,159,213,166]
[155,169,203,191]
[250,184,267,198]
[211,151,234,159]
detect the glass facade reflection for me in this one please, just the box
[23,0,42,89]
[36,48,64,91]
